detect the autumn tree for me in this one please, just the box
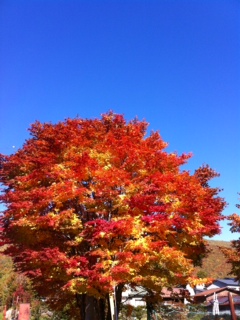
[0,251,39,318]
[221,198,240,280]
[0,112,225,320]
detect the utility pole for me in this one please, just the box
[228,292,237,320]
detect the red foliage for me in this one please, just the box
[0,112,225,307]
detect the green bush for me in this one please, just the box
[119,305,147,320]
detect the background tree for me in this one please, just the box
[0,252,17,309]
[222,198,240,280]
[0,112,225,320]
[0,251,41,319]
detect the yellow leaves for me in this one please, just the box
[132,216,144,235]
[69,212,82,227]
[156,246,194,277]
[163,195,172,203]
[118,194,126,200]
[187,277,213,287]
[139,169,147,176]
[53,163,70,180]
[103,164,111,170]
[101,259,115,269]
[162,194,181,210]
[125,237,149,252]
[89,149,112,167]
[99,231,106,238]
[110,194,129,214]
[67,278,88,294]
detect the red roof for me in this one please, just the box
[194,287,240,305]
[195,286,240,298]
[161,288,188,299]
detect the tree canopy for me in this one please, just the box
[0,112,225,319]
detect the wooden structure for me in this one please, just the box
[194,287,240,318]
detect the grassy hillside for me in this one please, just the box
[194,240,234,280]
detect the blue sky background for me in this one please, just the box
[0,0,239,241]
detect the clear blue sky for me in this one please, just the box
[0,0,239,241]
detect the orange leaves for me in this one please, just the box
[194,165,220,188]
[36,209,83,232]
[221,205,240,280]
[228,213,240,233]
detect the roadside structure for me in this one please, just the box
[194,286,240,318]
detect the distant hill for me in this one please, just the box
[194,240,234,280]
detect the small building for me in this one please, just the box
[194,286,240,317]
[207,278,240,290]
[121,286,147,307]
[121,286,189,308]
[161,287,190,306]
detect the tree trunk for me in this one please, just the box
[75,287,123,320]
[85,295,98,320]
[115,284,124,318]
[106,295,112,320]
[75,293,85,320]
[76,293,106,320]
[106,284,124,320]
[146,301,155,320]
